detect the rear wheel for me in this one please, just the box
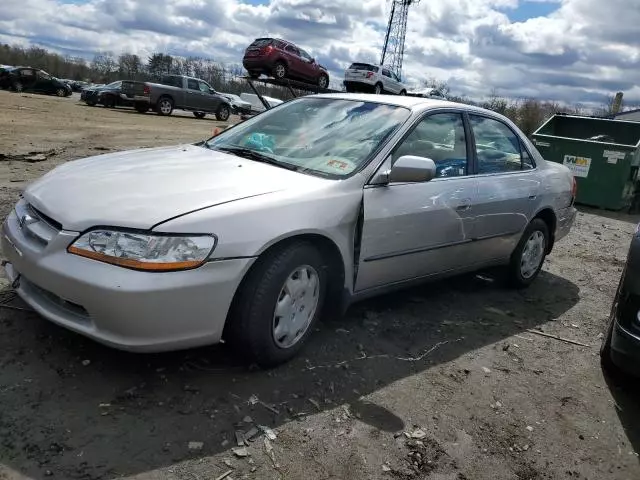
[12,81,23,93]
[193,111,206,119]
[155,96,174,116]
[226,242,327,367]
[56,88,67,97]
[215,104,230,121]
[102,96,116,108]
[399,89,407,96]
[318,74,329,89]
[374,82,383,95]
[506,218,549,288]
[273,62,287,80]
[85,100,97,107]
[248,71,260,79]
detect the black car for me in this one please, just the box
[0,67,71,96]
[82,81,131,108]
[601,223,640,375]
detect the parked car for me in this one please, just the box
[407,87,447,100]
[1,94,577,366]
[601,224,640,376]
[343,62,407,95]
[218,92,252,115]
[239,92,283,113]
[120,74,232,120]
[82,81,131,108]
[0,67,71,96]
[242,37,330,89]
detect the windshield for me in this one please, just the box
[204,97,411,178]
[107,81,121,88]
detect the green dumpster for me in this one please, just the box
[532,114,640,210]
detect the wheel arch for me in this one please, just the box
[532,207,557,253]
[224,232,348,331]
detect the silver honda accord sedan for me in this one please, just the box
[2,94,577,366]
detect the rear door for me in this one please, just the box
[18,68,37,91]
[356,111,478,292]
[468,113,540,262]
[381,69,398,93]
[298,48,317,81]
[283,44,302,77]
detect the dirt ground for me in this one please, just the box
[0,89,639,480]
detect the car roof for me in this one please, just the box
[308,93,506,118]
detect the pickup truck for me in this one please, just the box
[121,74,232,121]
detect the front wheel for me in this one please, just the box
[318,74,329,89]
[134,102,149,113]
[399,89,407,96]
[56,88,67,97]
[226,242,327,367]
[155,97,174,116]
[374,83,383,95]
[215,104,230,121]
[506,218,549,288]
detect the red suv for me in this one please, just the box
[242,38,330,89]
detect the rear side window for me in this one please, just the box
[349,63,378,72]
[187,79,199,90]
[160,76,183,88]
[285,44,299,55]
[469,115,529,174]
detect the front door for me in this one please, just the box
[355,111,478,292]
[186,78,203,110]
[468,114,540,263]
[198,80,218,112]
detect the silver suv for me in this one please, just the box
[343,62,407,95]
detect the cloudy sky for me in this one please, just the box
[1,0,639,106]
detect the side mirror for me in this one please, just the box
[387,155,437,183]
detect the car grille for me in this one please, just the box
[14,202,62,249]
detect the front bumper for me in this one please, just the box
[1,205,254,352]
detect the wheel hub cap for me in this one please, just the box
[520,230,545,279]
[272,265,320,348]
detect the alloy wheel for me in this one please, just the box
[275,64,286,78]
[520,230,545,279]
[159,100,172,115]
[272,265,320,349]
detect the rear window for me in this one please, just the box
[250,38,273,48]
[349,63,378,72]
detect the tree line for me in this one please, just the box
[1,43,636,136]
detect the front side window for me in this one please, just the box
[21,69,35,77]
[299,50,312,62]
[469,115,528,174]
[392,113,468,177]
[198,81,210,93]
[205,98,411,178]
[285,45,299,55]
[37,71,51,80]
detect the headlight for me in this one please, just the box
[68,230,216,272]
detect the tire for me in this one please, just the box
[12,81,23,93]
[601,272,625,375]
[226,242,327,367]
[249,71,260,79]
[193,111,206,119]
[56,88,67,97]
[86,100,97,107]
[506,218,549,288]
[374,82,383,95]
[318,74,329,89]
[155,96,174,116]
[215,104,230,121]
[134,102,149,113]
[273,61,287,80]
[399,89,407,96]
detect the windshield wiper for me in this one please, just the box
[215,146,298,171]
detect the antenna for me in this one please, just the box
[380,0,419,80]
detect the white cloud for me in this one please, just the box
[0,0,638,105]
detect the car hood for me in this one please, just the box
[23,144,328,232]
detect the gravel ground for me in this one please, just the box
[0,90,639,480]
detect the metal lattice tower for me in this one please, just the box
[380,0,419,80]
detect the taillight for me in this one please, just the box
[366,72,374,78]
[143,85,150,95]
[262,45,274,54]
